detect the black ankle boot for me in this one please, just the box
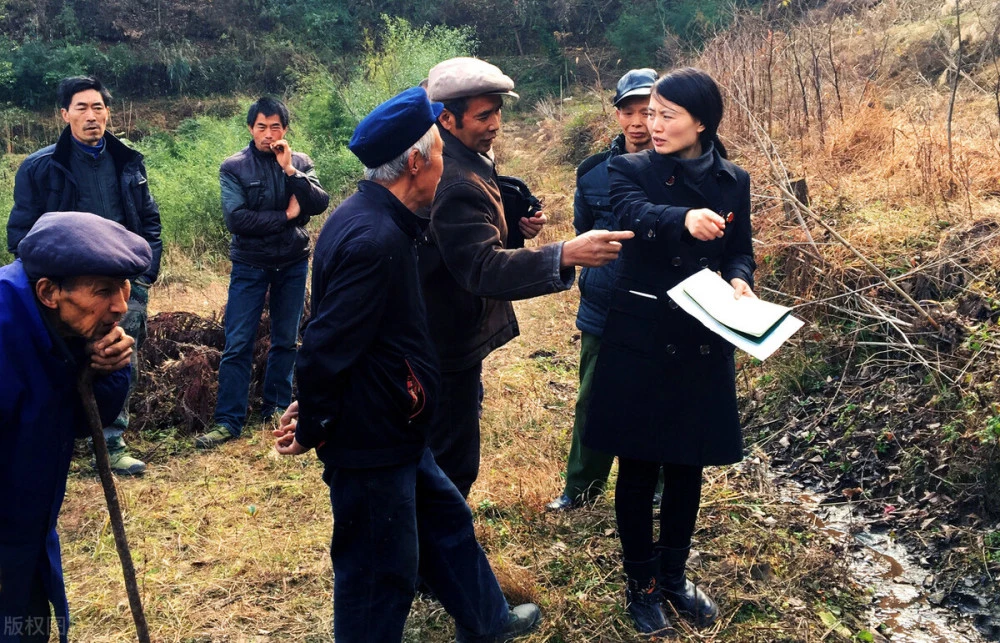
[623,558,672,636]
[657,546,719,627]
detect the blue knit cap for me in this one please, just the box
[17,211,152,280]
[349,87,444,169]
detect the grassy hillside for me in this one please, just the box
[10,0,1000,638]
[58,121,871,640]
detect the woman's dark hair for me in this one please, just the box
[653,67,727,159]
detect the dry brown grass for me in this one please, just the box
[688,0,1000,408]
[63,366,860,642]
[56,114,870,642]
[701,0,1000,227]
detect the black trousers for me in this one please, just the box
[327,448,509,642]
[426,362,483,498]
[616,458,703,563]
[4,570,52,643]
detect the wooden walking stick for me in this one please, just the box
[77,369,152,643]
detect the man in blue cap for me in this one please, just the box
[273,87,541,643]
[7,76,162,476]
[547,68,661,511]
[0,211,151,643]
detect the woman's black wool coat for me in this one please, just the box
[583,148,756,466]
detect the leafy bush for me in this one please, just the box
[137,115,250,260]
[608,5,665,68]
[0,156,16,265]
[341,15,478,119]
[607,0,750,66]
[489,55,563,108]
[0,38,110,108]
[292,15,476,199]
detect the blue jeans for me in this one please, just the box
[327,448,510,642]
[214,259,308,436]
[104,280,148,443]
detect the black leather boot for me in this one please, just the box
[657,545,719,627]
[623,558,672,636]
[455,603,541,642]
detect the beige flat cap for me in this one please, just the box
[427,57,519,103]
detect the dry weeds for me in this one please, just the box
[62,313,862,641]
[53,113,876,642]
[55,4,1000,631]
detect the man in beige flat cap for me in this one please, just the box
[418,57,634,498]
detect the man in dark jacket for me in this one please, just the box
[1,211,150,643]
[6,76,161,476]
[274,88,540,643]
[546,68,659,511]
[196,97,330,448]
[420,57,634,498]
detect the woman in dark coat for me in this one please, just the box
[583,68,756,635]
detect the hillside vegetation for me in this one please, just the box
[688,0,1000,632]
[1,0,998,639]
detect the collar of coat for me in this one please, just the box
[356,180,428,239]
[438,125,495,183]
[52,125,143,173]
[648,146,738,183]
[609,132,627,157]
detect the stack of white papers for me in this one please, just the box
[666,269,804,361]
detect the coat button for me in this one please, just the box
[665,176,675,186]
[666,344,677,355]
[668,299,678,309]
[647,229,655,239]
[700,344,711,355]
[699,257,708,267]
[671,256,682,267]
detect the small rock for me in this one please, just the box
[929,591,947,605]
[923,574,936,588]
[779,435,791,448]
[749,562,775,581]
[786,596,805,610]
[716,559,737,576]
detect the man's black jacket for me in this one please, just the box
[7,126,162,284]
[295,181,438,470]
[220,142,330,268]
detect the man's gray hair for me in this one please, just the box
[364,126,437,183]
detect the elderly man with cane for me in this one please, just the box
[0,211,150,643]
